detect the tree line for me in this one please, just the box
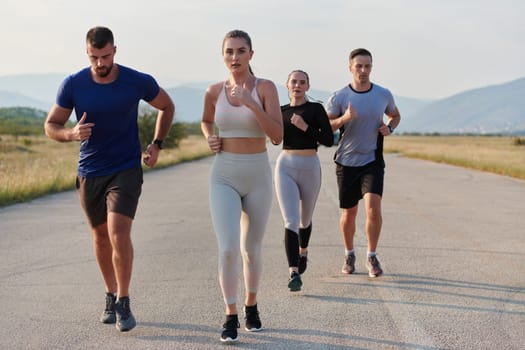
[0,106,202,149]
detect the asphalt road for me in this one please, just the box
[1,145,524,350]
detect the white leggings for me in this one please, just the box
[209,151,272,305]
[274,152,322,233]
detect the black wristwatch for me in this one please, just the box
[152,139,163,149]
[387,125,395,133]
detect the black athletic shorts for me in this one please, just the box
[335,160,384,209]
[76,167,143,227]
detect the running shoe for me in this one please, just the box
[366,255,383,277]
[220,314,239,343]
[114,296,136,332]
[288,271,303,292]
[244,304,262,332]
[341,253,356,274]
[100,293,116,324]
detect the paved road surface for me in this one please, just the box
[1,145,524,349]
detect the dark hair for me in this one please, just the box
[349,48,372,62]
[86,26,114,49]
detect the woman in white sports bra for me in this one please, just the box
[200,29,283,344]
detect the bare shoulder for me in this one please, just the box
[255,78,278,96]
[202,82,224,122]
[206,81,224,99]
[256,78,277,89]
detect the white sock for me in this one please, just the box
[345,249,355,256]
[367,251,376,257]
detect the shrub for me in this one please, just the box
[137,110,187,151]
[512,137,525,146]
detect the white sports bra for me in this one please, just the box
[214,79,266,138]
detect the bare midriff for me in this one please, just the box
[284,149,317,156]
[221,137,267,154]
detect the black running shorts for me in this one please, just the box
[336,161,384,209]
[76,168,143,227]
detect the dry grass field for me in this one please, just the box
[1,134,524,207]
[0,134,211,207]
[384,135,525,180]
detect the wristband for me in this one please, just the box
[152,139,163,149]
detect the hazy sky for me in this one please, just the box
[2,0,524,99]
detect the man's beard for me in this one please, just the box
[95,63,113,78]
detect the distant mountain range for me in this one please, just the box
[1,73,524,135]
[400,77,525,134]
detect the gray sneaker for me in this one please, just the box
[366,255,383,277]
[341,253,356,274]
[114,296,136,332]
[100,293,116,324]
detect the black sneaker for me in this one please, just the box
[288,271,302,292]
[298,254,308,274]
[244,304,262,332]
[100,293,116,324]
[114,296,136,332]
[341,253,356,274]
[366,255,383,278]
[220,314,239,343]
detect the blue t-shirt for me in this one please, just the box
[325,83,396,167]
[56,65,160,177]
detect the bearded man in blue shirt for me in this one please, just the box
[45,26,174,332]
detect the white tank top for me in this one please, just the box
[214,79,266,138]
